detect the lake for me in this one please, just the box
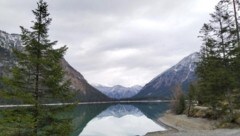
[70,102,170,136]
[0,102,169,135]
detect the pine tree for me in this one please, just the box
[197,0,240,120]
[198,22,223,117]
[0,0,73,135]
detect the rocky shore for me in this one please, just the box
[145,112,240,136]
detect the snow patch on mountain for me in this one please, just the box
[134,52,200,99]
[151,52,199,89]
[0,30,22,50]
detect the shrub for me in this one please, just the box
[171,85,186,114]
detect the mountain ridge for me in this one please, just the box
[134,52,200,100]
[0,30,109,102]
[94,84,142,99]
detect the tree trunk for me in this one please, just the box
[226,89,234,121]
[187,100,192,117]
[233,0,240,46]
[34,9,42,136]
[219,19,227,60]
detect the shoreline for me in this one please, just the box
[146,112,240,136]
[0,100,170,108]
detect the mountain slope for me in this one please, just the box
[134,52,200,100]
[94,85,142,99]
[0,30,21,78]
[61,59,109,101]
[0,30,109,102]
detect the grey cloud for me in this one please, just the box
[0,0,219,86]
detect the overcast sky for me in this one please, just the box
[0,0,219,87]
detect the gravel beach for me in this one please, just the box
[145,113,240,136]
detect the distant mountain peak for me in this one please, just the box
[94,84,142,99]
[153,52,199,81]
[134,52,200,100]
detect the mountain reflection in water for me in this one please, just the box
[70,103,169,136]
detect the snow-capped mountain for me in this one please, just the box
[0,30,109,102]
[94,85,142,99]
[134,52,200,100]
[0,30,22,50]
[0,30,22,77]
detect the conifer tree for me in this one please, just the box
[197,0,240,120]
[198,22,223,117]
[0,0,73,135]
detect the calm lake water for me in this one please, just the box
[70,102,169,136]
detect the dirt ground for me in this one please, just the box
[145,113,240,136]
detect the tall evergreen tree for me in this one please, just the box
[197,0,240,120]
[0,0,73,135]
[198,23,223,117]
